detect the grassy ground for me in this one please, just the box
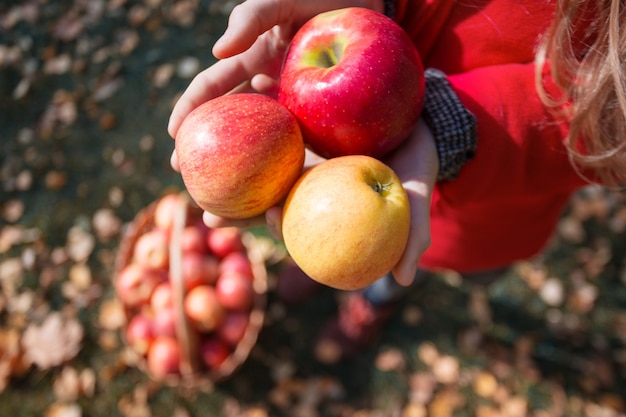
[1,1,625,416]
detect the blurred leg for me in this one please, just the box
[363,269,430,307]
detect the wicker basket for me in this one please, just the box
[114,192,267,390]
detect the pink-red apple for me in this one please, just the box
[125,313,154,355]
[180,226,207,254]
[133,228,169,270]
[150,281,173,311]
[153,193,180,233]
[218,251,253,277]
[206,227,243,258]
[215,271,255,311]
[115,263,165,307]
[181,251,219,290]
[217,311,250,346]
[152,307,177,338]
[147,336,180,379]
[281,155,410,290]
[278,7,424,158]
[183,285,225,332]
[200,337,231,370]
[175,93,305,219]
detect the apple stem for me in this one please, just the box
[317,41,344,68]
[372,180,392,196]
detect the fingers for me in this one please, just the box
[167,59,255,138]
[389,173,434,286]
[265,206,284,240]
[170,150,180,172]
[250,74,280,97]
[384,119,438,286]
[212,0,385,59]
[202,211,267,229]
[213,0,294,58]
[391,201,432,286]
[201,206,283,239]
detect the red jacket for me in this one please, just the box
[395,0,590,272]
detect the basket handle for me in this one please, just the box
[169,192,200,376]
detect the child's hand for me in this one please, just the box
[167,0,385,141]
[385,119,438,287]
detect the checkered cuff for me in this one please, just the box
[422,68,477,181]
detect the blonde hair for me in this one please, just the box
[535,0,626,188]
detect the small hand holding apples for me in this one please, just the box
[115,194,264,381]
[174,8,424,291]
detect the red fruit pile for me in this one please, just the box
[115,194,263,381]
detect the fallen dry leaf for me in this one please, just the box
[45,402,82,417]
[0,257,24,296]
[431,355,460,385]
[98,298,127,331]
[375,347,406,372]
[416,342,439,367]
[22,312,84,370]
[0,328,27,392]
[472,371,498,398]
[53,366,82,402]
[428,387,465,417]
[66,226,95,263]
[53,366,96,402]
[501,395,527,417]
[2,199,25,223]
[118,384,152,417]
[402,403,427,417]
[92,208,122,242]
[408,372,437,405]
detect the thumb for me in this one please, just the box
[391,223,430,286]
[213,0,290,58]
[265,206,284,240]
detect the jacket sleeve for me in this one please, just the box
[437,62,590,204]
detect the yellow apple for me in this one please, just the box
[281,155,410,290]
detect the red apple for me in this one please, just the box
[147,336,180,379]
[217,311,250,346]
[181,225,207,254]
[175,93,305,219]
[218,251,253,277]
[278,7,424,158]
[115,263,165,307]
[281,155,410,290]
[215,271,255,311]
[153,193,180,233]
[125,313,154,355]
[133,228,169,270]
[152,307,177,338]
[181,251,219,290]
[184,285,225,332]
[200,337,231,370]
[206,227,244,258]
[150,281,173,311]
